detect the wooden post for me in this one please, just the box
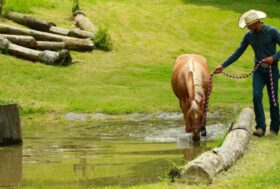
[180,108,253,184]
[0,104,22,146]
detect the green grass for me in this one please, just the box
[0,0,279,115]
[3,0,55,13]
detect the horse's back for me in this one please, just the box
[171,54,209,98]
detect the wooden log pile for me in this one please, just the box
[0,11,98,66]
[180,108,253,184]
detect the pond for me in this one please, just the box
[0,109,236,188]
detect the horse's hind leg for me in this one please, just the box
[179,100,192,133]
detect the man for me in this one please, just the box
[214,9,280,137]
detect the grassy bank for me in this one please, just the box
[0,0,279,115]
[111,133,280,189]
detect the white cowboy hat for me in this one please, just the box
[238,9,267,29]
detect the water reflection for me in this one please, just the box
[0,147,22,187]
[183,141,208,161]
[15,110,234,187]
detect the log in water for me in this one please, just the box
[181,108,253,184]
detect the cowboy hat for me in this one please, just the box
[238,9,267,29]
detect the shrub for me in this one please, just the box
[93,26,113,51]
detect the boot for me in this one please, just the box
[253,128,264,137]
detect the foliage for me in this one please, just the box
[93,26,113,51]
[72,0,80,14]
[0,0,4,15]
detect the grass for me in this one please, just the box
[4,0,55,13]
[0,0,279,115]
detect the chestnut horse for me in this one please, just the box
[171,54,210,141]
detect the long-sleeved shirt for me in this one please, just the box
[222,24,280,68]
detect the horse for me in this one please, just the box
[171,54,210,141]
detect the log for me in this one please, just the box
[0,35,66,51]
[0,34,37,48]
[49,26,94,39]
[73,11,97,35]
[0,24,94,51]
[4,11,94,39]
[0,37,72,66]
[36,41,66,51]
[4,11,55,31]
[0,147,22,186]
[0,104,22,146]
[180,108,253,184]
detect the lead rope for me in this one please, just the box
[201,61,277,129]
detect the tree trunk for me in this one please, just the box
[0,104,22,146]
[73,11,97,35]
[0,37,72,66]
[4,11,56,31]
[180,108,253,184]
[0,34,37,48]
[0,24,94,51]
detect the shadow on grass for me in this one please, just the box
[181,0,280,18]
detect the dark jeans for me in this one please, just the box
[253,66,279,134]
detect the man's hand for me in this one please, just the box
[214,65,224,74]
[261,56,274,65]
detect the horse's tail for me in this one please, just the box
[184,60,195,101]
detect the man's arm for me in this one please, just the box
[214,34,249,74]
[222,34,249,68]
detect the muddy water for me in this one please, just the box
[0,110,235,188]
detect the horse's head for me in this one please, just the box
[187,100,204,141]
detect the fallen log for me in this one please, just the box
[49,26,93,39]
[0,37,72,66]
[36,41,65,51]
[0,35,67,50]
[4,11,56,31]
[180,108,253,184]
[0,24,94,51]
[4,11,94,39]
[73,11,97,35]
[0,104,22,146]
[0,34,37,48]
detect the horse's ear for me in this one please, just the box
[186,71,194,101]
